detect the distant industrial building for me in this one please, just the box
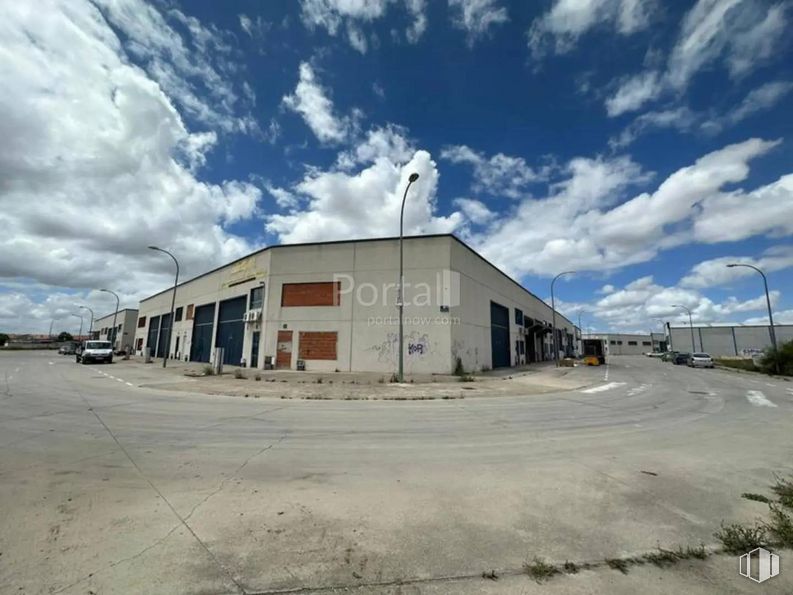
[134,235,578,374]
[668,323,793,357]
[92,308,138,352]
[584,333,666,356]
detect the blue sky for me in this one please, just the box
[1,0,792,335]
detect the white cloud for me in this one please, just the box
[266,150,463,243]
[299,0,428,50]
[448,0,509,44]
[609,107,698,148]
[528,0,655,59]
[604,0,789,115]
[265,184,300,209]
[719,81,793,128]
[605,72,663,117]
[93,0,255,134]
[336,124,415,169]
[466,138,778,279]
[239,13,270,40]
[680,246,793,289]
[453,198,496,223]
[744,309,793,325]
[282,62,358,144]
[598,284,616,294]
[0,1,261,307]
[440,145,545,199]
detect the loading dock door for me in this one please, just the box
[490,301,510,369]
[157,312,172,358]
[215,296,246,365]
[190,303,215,363]
[146,315,160,355]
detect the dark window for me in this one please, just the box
[175,307,183,322]
[138,316,146,328]
[515,308,523,325]
[642,341,651,346]
[610,340,616,345]
[628,341,637,346]
[250,285,264,310]
[617,341,623,345]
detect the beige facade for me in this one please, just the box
[93,308,138,352]
[668,323,793,357]
[585,333,664,356]
[134,235,577,374]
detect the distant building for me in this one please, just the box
[668,323,793,357]
[92,308,138,352]
[584,333,666,356]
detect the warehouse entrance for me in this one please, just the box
[490,301,510,369]
[146,315,160,356]
[215,296,246,366]
[190,303,215,363]
[156,312,171,358]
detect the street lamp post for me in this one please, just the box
[672,304,697,352]
[654,318,666,352]
[727,263,778,373]
[71,313,83,341]
[551,271,576,366]
[397,173,419,383]
[149,246,180,369]
[100,289,120,351]
[80,306,94,340]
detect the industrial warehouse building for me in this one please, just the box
[133,235,577,374]
[583,333,667,355]
[668,323,793,357]
[92,308,138,352]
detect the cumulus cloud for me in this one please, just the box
[0,1,262,318]
[266,149,463,243]
[440,145,546,199]
[604,0,789,116]
[465,138,782,279]
[282,62,360,144]
[680,246,793,289]
[448,0,509,45]
[528,0,655,59]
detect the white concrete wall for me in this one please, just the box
[449,240,576,372]
[669,325,793,357]
[589,334,653,355]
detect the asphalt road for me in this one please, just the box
[1,352,792,594]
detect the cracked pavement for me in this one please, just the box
[1,352,792,594]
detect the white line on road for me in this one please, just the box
[746,391,777,408]
[48,362,53,365]
[604,365,609,381]
[581,382,626,394]
[627,384,650,396]
[125,382,133,386]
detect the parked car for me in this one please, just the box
[645,351,665,358]
[673,352,691,365]
[688,352,714,368]
[59,342,77,355]
[76,340,113,364]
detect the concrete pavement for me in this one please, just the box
[1,352,792,594]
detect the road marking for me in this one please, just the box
[746,391,777,408]
[604,365,610,381]
[627,384,650,396]
[581,382,626,394]
[125,382,133,387]
[116,378,124,383]
[48,362,54,365]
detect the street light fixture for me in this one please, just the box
[149,246,180,369]
[100,289,120,351]
[551,271,576,367]
[71,313,83,341]
[672,304,697,352]
[80,306,94,340]
[397,172,419,383]
[727,263,778,373]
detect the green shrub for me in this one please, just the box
[233,368,244,379]
[714,522,767,554]
[202,364,214,376]
[714,358,758,372]
[760,340,793,375]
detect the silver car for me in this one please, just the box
[688,352,714,368]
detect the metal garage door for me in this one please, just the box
[215,296,246,366]
[190,303,215,363]
[490,301,510,369]
[146,315,160,355]
[156,312,172,358]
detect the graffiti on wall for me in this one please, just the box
[368,332,434,364]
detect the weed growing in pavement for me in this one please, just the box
[562,561,578,574]
[771,474,793,508]
[524,557,559,583]
[605,558,631,574]
[254,374,261,381]
[766,504,793,547]
[714,522,768,554]
[202,365,214,376]
[233,368,244,379]
[458,374,475,382]
[742,492,771,503]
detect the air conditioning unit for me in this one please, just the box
[242,311,251,322]
[244,310,261,323]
